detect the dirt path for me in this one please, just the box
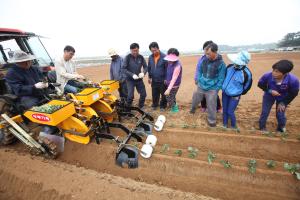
[0,149,216,200]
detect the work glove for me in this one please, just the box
[34,82,48,89]
[138,72,144,79]
[132,74,139,80]
[76,74,85,79]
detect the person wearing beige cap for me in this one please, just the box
[108,48,127,99]
[55,45,85,93]
[5,50,48,109]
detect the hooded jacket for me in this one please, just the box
[222,64,252,97]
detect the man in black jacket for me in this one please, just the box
[5,50,48,109]
[123,43,147,108]
[148,42,167,111]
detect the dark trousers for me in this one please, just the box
[201,95,222,110]
[118,81,128,100]
[151,81,167,109]
[166,87,179,108]
[126,79,146,108]
[20,96,43,110]
[222,92,240,128]
[259,94,286,130]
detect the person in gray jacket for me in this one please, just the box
[108,49,127,99]
[123,43,147,108]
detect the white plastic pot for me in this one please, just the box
[154,115,166,132]
[157,115,166,123]
[140,144,153,158]
[145,135,157,147]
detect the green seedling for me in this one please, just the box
[280,132,289,139]
[181,123,189,129]
[187,146,199,159]
[283,163,300,180]
[220,160,232,169]
[248,159,257,174]
[160,144,170,153]
[266,160,276,168]
[191,123,197,129]
[133,142,139,148]
[174,149,183,156]
[207,151,217,164]
[262,131,274,137]
[168,123,175,128]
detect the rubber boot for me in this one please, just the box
[171,104,179,113]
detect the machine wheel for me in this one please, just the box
[0,128,17,145]
[0,99,16,145]
[38,136,59,159]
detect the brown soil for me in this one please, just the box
[0,52,300,200]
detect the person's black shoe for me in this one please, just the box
[189,108,196,114]
[277,127,287,133]
[151,106,158,111]
[208,123,216,127]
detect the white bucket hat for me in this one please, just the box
[8,50,36,63]
[227,51,251,66]
[108,48,118,57]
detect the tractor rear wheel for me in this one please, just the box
[0,99,16,145]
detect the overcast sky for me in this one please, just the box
[1,0,300,58]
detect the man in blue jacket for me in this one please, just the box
[123,43,148,109]
[148,42,167,111]
[190,43,226,127]
[108,49,127,99]
[5,50,48,109]
[258,60,299,133]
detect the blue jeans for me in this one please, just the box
[64,80,83,94]
[126,79,146,108]
[259,94,286,130]
[222,92,240,128]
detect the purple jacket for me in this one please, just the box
[166,61,182,87]
[194,55,206,81]
[258,72,299,105]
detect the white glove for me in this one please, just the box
[34,82,48,89]
[138,72,144,79]
[132,74,139,80]
[76,74,85,79]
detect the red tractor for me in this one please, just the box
[0,28,54,81]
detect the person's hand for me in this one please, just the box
[34,82,48,89]
[76,74,85,80]
[138,72,144,79]
[194,80,198,85]
[148,78,152,84]
[270,90,281,96]
[132,74,139,80]
[164,88,171,96]
[277,103,286,112]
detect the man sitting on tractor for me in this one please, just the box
[55,45,85,93]
[5,50,49,110]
